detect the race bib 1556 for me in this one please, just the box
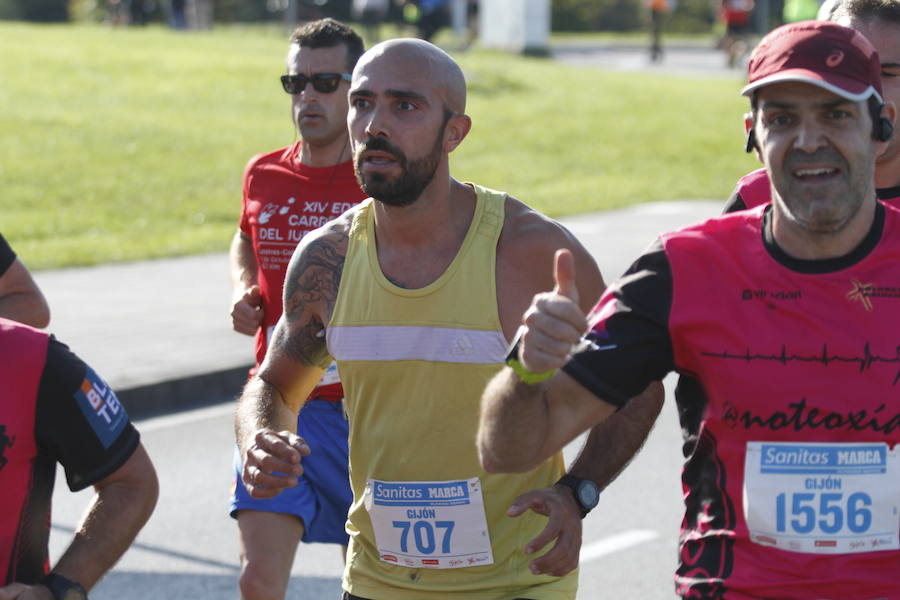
[744,442,900,554]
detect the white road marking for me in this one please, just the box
[580,529,659,564]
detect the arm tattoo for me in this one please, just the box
[281,235,346,368]
[283,313,331,368]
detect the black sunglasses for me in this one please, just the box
[280,72,352,95]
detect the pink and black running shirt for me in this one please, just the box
[564,204,900,599]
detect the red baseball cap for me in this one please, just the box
[741,20,883,103]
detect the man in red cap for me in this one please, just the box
[478,20,899,599]
[726,1,900,212]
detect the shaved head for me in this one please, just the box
[353,38,467,115]
[348,37,474,207]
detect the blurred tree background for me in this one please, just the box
[0,0,784,32]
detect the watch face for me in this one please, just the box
[578,481,600,509]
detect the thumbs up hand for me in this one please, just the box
[552,247,580,306]
[517,249,589,374]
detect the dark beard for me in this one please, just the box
[354,126,444,207]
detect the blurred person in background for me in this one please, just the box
[228,18,367,600]
[719,0,755,67]
[647,0,677,62]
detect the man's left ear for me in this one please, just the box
[444,114,472,153]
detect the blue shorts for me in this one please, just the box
[230,398,352,545]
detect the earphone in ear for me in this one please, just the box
[745,128,757,153]
[875,116,894,142]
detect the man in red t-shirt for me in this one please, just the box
[228,19,367,600]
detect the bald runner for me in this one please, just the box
[235,38,609,599]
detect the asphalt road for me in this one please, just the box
[49,200,723,599]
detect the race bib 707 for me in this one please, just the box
[365,478,494,569]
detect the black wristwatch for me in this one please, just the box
[555,474,600,519]
[39,573,88,600]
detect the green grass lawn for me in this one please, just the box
[0,22,758,269]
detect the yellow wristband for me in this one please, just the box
[505,356,557,385]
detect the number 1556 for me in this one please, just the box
[775,492,872,534]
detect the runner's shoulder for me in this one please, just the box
[499,195,604,308]
[500,195,594,265]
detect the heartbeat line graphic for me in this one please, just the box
[700,342,900,385]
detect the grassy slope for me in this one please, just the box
[0,23,758,269]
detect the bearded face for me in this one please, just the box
[353,121,446,207]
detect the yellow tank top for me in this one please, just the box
[327,184,575,599]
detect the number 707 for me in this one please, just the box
[392,520,455,554]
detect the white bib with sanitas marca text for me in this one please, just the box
[365,478,494,569]
[744,441,900,554]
